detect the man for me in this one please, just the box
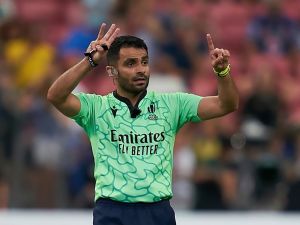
[47,23,238,225]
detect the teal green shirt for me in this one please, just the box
[71,91,202,202]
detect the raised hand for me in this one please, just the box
[86,23,120,64]
[207,34,230,73]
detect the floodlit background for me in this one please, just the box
[1,1,300,222]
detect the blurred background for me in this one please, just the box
[1,0,300,214]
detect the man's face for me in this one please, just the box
[115,47,150,95]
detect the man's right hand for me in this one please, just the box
[86,23,120,64]
[48,24,120,117]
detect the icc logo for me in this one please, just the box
[147,102,158,120]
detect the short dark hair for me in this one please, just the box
[107,35,148,65]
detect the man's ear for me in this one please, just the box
[106,66,118,77]
[106,66,114,77]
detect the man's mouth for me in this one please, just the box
[133,76,147,85]
[133,76,147,81]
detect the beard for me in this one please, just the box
[117,74,149,95]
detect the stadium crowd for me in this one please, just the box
[1,0,300,211]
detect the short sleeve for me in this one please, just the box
[70,93,95,129]
[176,92,202,130]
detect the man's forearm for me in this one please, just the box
[47,58,92,104]
[217,74,239,113]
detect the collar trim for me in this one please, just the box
[112,90,147,118]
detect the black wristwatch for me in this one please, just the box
[84,50,98,67]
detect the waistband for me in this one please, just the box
[95,197,171,207]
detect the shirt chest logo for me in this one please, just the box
[111,106,118,118]
[148,102,158,120]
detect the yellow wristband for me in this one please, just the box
[213,64,231,77]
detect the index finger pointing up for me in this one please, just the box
[206,34,215,52]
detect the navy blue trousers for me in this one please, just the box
[93,198,176,225]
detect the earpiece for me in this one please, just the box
[112,67,118,76]
[108,70,114,77]
[107,66,118,77]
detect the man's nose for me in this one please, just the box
[135,63,146,74]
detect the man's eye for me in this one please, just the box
[127,62,134,67]
[142,60,148,65]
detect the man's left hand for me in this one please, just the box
[207,34,230,73]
